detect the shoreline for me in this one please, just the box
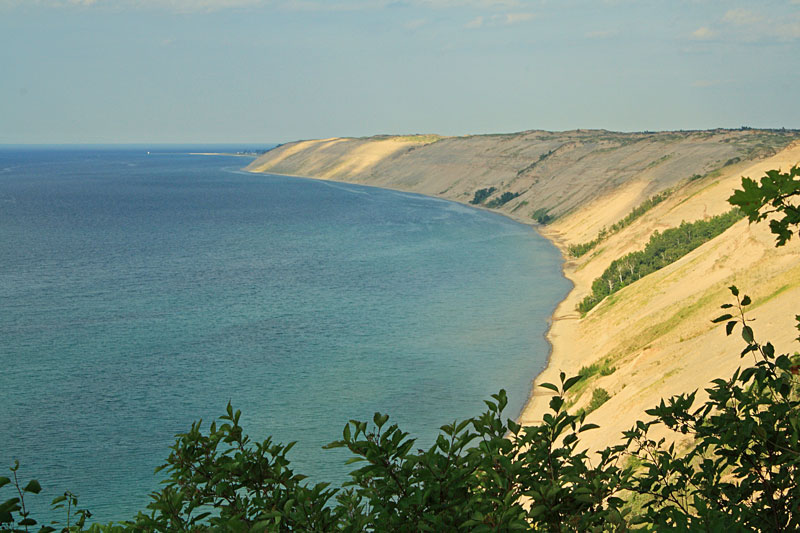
[467,210,579,423]
[245,167,575,423]
[467,204,579,421]
[242,137,800,453]
[188,152,259,158]
[517,226,579,424]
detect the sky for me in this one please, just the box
[1,0,799,144]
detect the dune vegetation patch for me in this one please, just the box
[578,209,744,314]
[566,357,618,404]
[568,188,674,257]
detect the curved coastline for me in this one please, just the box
[472,207,577,422]
[245,167,573,423]
[3,150,572,524]
[244,133,800,454]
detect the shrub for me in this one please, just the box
[578,359,615,381]
[7,286,797,531]
[469,187,496,205]
[531,208,552,225]
[586,387,611,414]
[485,191,520,208]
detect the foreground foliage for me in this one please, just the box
[729,165,800,246]
[3,168,800,531]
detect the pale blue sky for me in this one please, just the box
[1,0,799,143]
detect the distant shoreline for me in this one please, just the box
[244,166,569,421]
[188,152,259,158]
[243,132,800,452]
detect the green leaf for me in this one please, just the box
[0,497,21,512]
[22,480,42,495]
[741,295,751,306]
[796,314,800,341]
[712,314,733,323]
[563,375,582,392]
[549,396,564,413]
[530,504,548,517]
[0,477,9,489]
[742,325,754,344]
[726,320,736,336]
[539,382,559,393]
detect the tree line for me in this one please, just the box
[569,189,673,258]
[578,209,743,313]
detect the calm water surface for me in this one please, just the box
[0,147,568,522]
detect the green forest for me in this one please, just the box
[578,209,743,313]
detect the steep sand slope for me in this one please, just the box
[248,129,800,452]
[521,144,800,452]
[248,136,439,180]
[248,130,796,221]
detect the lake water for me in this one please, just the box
[0,146,568,523]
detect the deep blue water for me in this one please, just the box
[0,147,568,523]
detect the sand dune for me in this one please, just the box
[248,130,800,452]
[522,143,800,452]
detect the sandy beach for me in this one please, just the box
[245,131,800,449]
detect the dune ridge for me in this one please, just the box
[247,129,800,451]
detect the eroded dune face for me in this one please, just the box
[249,130,800,453]
[248,130,796,218]
[522,143,800,453]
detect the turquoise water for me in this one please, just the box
[0,147,568,523]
